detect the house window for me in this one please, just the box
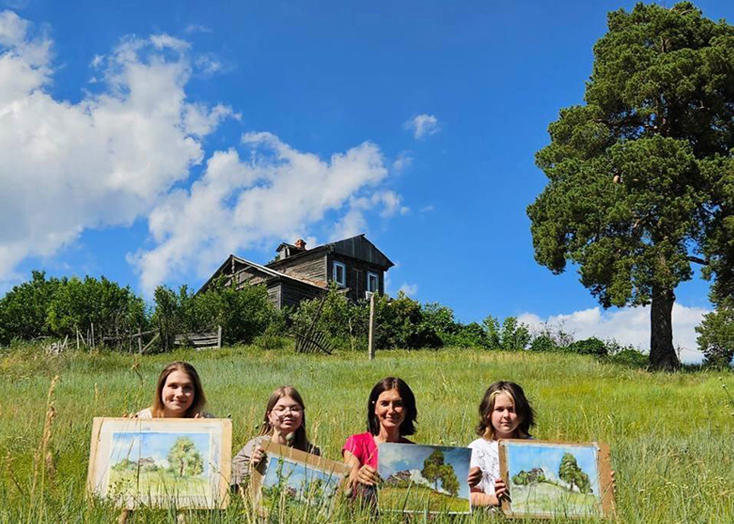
[333,261,347,287]
[367,272,379,293]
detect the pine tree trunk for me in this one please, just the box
[649,286,680,371]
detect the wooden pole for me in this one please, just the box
[91,323,95,349]
[217,325,222,349]
[137,326,143,353]
[368,292,376,360]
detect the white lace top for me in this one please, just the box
[468,437,500,496]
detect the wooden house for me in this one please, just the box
[198,234,394,309]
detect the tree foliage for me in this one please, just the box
[558,453,592,494]
[695,307,734,367]
[420,449,459,497]
[167,437,204,477]
[527,2,734,370]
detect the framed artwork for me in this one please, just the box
[498,440,615,519]
[86,417,232,509]
[377,443,472,514]
[250,439,350,517]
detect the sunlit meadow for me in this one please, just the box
[1,344,732,523]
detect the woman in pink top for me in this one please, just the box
[342,377,417,498]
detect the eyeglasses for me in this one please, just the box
[272,406,303,414]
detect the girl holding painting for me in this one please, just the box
[230,386,320,489]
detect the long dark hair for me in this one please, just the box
[151,361,207,418]
[367,377,418,437]
[260,386,312,452]
[476,381,535,439]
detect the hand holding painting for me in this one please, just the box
[342,377,417,503]
[231,386,320,490]
[119,361,212,524]
[468,381,536,508]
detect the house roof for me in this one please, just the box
[197,254,327,294]
[266,234,394,270]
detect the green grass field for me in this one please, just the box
[379,484,470,513]
[1,343,733,523]
[107,469,211,505]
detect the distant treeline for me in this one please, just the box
[0,270,652,364]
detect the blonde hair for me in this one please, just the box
[476,381,535,440]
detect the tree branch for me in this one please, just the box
[687,256,708,265]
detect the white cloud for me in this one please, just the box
[392,150,413,174]
[404,113,440,139]
[131,133,391,293]
[184,24,212,35]
[517,303,710,364]
[0,12,232,286]
[419,205,435,213]
[0,11,405,294]
[398,283,418,297]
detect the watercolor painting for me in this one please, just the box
[378,443,471,514]
[251,441,349,517]
[500,441,612,519]
[87,418,231,509]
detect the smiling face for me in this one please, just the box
[267,395,304,435]
[490,392,521,439]
[374,388,406,433]
[161,370,195,417]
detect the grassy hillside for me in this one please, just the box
[0,344,733,523]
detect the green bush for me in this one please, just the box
[606,348,648,367]
[566,337,608,357]
[442,322,488,348]
[530,334,558,353]
[499,317,531,351]
[153,280,277,348]
[0,271,61,344]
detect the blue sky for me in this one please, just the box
[2,0,733,361]
[505,442,599,496]
[378,443,471,499]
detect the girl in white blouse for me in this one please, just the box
[468,381,535,507]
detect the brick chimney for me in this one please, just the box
[295,239,307,250]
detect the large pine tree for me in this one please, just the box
[528,2,734,370]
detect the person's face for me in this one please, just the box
[268,396,304,435]
[374,388,406,431]
[490,392,520,439]
[161,370,195,417]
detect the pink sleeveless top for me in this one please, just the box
[342,432,413,469]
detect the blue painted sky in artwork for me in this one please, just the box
[110,431,212,476]
[3,1,734,361]
[505,442,599,496]
[378,443,471,499]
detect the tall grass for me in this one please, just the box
[0,344,732,523]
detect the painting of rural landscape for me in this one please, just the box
[378,443,471,514]
[107,431,213,506]
[502,441,603,518]
[259,455,345,516]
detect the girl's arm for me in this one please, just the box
[470,478,507,507]
[343,450,379,486]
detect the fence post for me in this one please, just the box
[368,293,376,360]
[217,325,222,349]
